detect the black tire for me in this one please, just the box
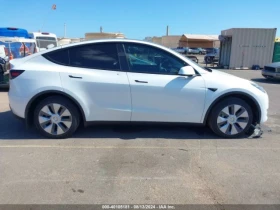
[34,96,80,139]
[205,56,213,64]
[199,52,202,55]
[208,97,253,138]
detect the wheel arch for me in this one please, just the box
[25,90,86,127]
[203,91,261,125]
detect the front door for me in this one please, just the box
[123,43,206,123]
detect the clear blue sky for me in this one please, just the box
[1,0,279,39]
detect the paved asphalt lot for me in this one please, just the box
[0,70,280,205]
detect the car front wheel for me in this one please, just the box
[208,97,253,138]
[205,56,213,64]
[34,96,80,139]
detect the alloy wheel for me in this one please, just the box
[217,104,249,135]
[38,103,72,135]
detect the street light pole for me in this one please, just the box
[64,23,66,38]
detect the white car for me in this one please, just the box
[8,39,269,139]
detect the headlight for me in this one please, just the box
[251,83,266,93]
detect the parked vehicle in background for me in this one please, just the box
[0,27,29,38]
[197,48,206,54]
[9,39,268,139]
[29,32,58,52]
[189,48,200,54]
[186,55,198,63]
[0,37,37,85]
[262,62,280,80]
[171,47,189,54]
[0,45,9,75]
[0,45,8,60]
[189,48,206,55]
[0,37,37,59]
[204,48,219,64]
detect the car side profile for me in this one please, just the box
[9,39,269,139]
[189,48,206,55]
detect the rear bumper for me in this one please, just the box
[9,104,24,120]
[8,93,27,119]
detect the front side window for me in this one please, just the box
[68,43,120,70]
[124,43,186,74]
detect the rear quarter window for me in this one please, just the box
[43,49,69,65]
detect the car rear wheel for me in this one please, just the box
[34,96,80,139]
[208,97,253,138]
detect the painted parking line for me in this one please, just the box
[0,145,280,150]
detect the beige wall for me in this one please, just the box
[150,36,181,48]
[85,32,125,40]
[179,35,220,48]
[151,37,162,45]
[179,40,219,48]
[161,36,181,48]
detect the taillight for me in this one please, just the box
[10,70,25,79]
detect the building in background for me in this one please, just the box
[144,26,180,48]
[144,36,180,48]
[57,37,83,46]
[161,36,181,48]
[85,32,125,40]
[58,38,71,46]
[179,34,219,48]
[219,28,277,69]
[146,34,219,48]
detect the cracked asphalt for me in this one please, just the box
[0,70,279,205]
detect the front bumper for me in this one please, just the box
[259,91,269,124]
[262,70,280,79]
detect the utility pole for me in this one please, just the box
[64,23,66,38]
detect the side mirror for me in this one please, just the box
[178,66,196,76]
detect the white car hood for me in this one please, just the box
[203,70,252,88]
[264,62,280,68]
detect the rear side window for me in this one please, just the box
[68,43,120,70]
[43,49,69,65]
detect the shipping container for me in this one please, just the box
[219,28,277,69]
[272,42,280,62]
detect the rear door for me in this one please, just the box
[45,42,131,122]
